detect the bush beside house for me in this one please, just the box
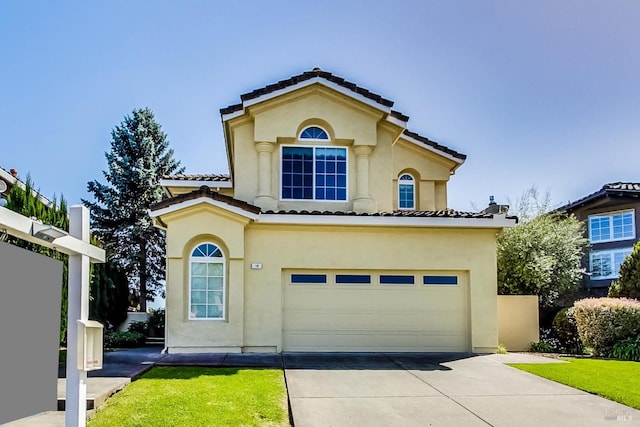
[573,297,640,357]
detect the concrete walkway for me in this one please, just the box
[284,352,640,427]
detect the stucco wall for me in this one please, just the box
[224,86,457,212]
[161,206,501,353]
[497,295,540,351]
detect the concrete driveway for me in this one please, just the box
[283,352,640,427]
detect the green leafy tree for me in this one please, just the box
[608,241,640,299]
[497,190,588,308]
[84,108,183,311]
[90,254,130,330]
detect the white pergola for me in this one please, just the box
[0,205,105,427]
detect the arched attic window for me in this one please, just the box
[398,174,416,210]
[299,126,329,140]
[189,243,225,320]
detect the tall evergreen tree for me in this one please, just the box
[84,108,183,311]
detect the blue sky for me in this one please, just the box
[1,0,639,211]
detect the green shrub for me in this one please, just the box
[146,309,165,338]
[611,337,640,362]
[552,307,583,353]
[496,343,508,354]
[530,341,554,353]
[105,331,146,349]
[573,298,640,357]
[127,320,148,335]
[608,241,640,299]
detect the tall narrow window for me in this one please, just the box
[189,243,225,319]
[398,174,415,210]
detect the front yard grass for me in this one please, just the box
[88,367,289,427]
[509,358,640,410]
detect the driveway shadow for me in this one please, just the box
[283,352,476,371]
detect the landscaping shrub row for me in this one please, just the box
[529,297,640,361]
[573,298,640,358]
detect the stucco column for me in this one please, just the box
[253,141,277,210]
[353,145,376,213]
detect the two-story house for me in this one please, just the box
[559,183,640,295]
[150,69,515,354]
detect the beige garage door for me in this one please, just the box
[283,271,469,352]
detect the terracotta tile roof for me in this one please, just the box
[220,68,396,116]
[402,130,467,161]
[390,110,410,122]
[262,209,512,219]
[150,186,260,214]
[162,174,231,182]
[558,182,640,211]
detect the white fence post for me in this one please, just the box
[65,205,91,427]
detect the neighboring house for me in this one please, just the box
[558,183,640,295]
[150,68,516,354]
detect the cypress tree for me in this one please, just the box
[84,108,183,311]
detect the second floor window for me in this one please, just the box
[281,146,347,201]
[589,210,635,243]
[398,174,415,209]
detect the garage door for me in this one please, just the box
[283,271,469,352]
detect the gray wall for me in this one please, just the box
[0,241,62,424]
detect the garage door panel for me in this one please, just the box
[284,331,467,352]
[285,288,463,311]
[283,271,469,352]
[284,309,468,332]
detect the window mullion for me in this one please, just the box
[312,146,317,200]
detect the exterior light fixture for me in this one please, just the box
[31,223,68,243]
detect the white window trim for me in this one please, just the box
[398,173,416,210]
[589,247,633,280]
[588,209,635,244]
[188,243,226,321]
[298,125,330,141]
[280,144,349,203]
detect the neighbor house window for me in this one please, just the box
[398,174,415,210]
[589,210,635,243]
[590,247,633,280]
[281,146,347,201]
[189,243,225,319]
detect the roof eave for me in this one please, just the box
[401,132,466,167]
[221,77,394,124]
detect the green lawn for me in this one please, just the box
[510,358,640,410]
[88,367,289,427]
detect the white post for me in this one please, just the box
[65,205,90,427]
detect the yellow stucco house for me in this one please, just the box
[150,68,515,354]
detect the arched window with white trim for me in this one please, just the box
[189,243,225,319]
[398,174,415,210]
[299,125,329,140]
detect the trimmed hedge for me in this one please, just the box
[104,331,146,349]
[573,298,640,357]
